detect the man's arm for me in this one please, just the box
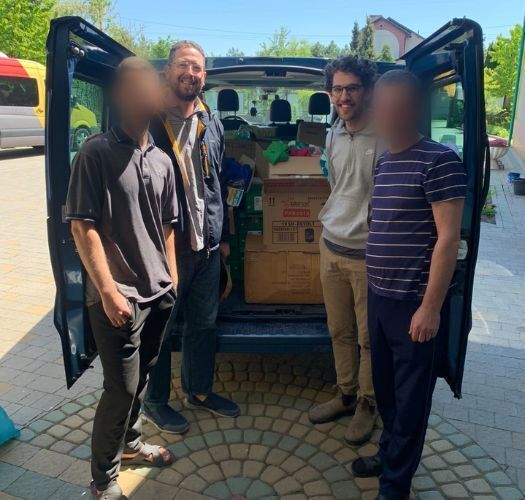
[70,220,131,327]
[409,198,464,342]
[163,224,178,290]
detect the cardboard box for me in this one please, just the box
[226,139,325,180]
[263,178,329,252]
[267,156,323,178]
[244,235,323,304]
[297,121,327,148]
[225,140,271,179]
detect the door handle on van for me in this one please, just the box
[37,108,44,113]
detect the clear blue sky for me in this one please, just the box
[115,0,524,55]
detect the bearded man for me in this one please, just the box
[144,41,240,433]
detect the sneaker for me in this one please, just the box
[90,480,127,500]
[142,404,190,434]
[185,393,240,417]
[351,454,383,478]
[308,388,357,424]
[345,398,378,446]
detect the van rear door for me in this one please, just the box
[402,19,489,398]
[45,16,132,387]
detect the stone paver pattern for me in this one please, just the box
[0,148,525,498]
[0,355,523,499]
[432,149,525,491]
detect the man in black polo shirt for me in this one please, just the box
[351,70,466,500]
[65,57,178,500]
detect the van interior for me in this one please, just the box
[202,68,333,325]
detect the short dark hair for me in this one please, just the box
[375,69,423,103]
[168,40,206,64]
[324,55,377,92]
[113,56,158,86]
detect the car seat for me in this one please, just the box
[218,89,244,131]
[308,92,331,123]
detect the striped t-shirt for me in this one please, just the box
[366,137,466,300]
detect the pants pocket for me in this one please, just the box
[120,300,137,332]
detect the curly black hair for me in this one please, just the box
[324,55,378,92]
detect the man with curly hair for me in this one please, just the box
[308,55,380,445]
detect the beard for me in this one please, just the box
[171,76,203,102]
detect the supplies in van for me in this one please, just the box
[288,140,322,158]
[222,157,253,207]
[244,234,323,304]
[262,141,289,164]
[262,177,330,252]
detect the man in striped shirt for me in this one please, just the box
[351,70,466,500]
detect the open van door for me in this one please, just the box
[45,17,133,387]
[402,19,489,398]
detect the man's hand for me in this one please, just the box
[219,241,230,260]
[409,305,440,343]
[101,290,132,328]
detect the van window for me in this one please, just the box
[0,76,39,107]
[204,87,330,124]
[430,81,464,157]
[70,79,103,155]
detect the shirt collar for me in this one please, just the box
[111,126,155,151]
[332,117,375,138]
[168,99,206,121]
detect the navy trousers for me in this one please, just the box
[368,289,448,499]
[145,246,220,405]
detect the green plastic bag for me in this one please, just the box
[263,141,289,165]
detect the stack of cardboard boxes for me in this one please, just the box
[225,122,329,305]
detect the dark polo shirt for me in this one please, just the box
[65,128,178,306]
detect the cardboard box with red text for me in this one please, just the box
[263,178,330,252]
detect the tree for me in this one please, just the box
[107,24,151,57]
[378,44,394,62]
[54,0,112,30]
[357,17,375,59]
[485,24,522,106]
[350,21,360,54]
[258,27,312,57]
[311,41,340,58]
[226,47,245,57]
[0,0,56,63]
[149,35,176,59]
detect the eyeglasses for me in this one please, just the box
[331,84,364,97]
[173,60,204,74]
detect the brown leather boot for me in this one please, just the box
[308,388,357,424]
[345,398,378,445]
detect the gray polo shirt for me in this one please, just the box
[166,104,206,252]
[65,128,178,306]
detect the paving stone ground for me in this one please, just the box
[0,353,523,500]
[0,148,525,499]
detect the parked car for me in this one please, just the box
[45,17,490,399]
[0,55,98,150]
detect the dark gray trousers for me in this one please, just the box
[88,290,176,489]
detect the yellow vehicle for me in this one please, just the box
[0,56,98,150]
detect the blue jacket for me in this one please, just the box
[150,105,228,251]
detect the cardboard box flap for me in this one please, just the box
[297,121,327,148]
[269,156,323,178]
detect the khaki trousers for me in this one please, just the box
[320,238,375,403]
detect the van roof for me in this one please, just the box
[0,57,45,76]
